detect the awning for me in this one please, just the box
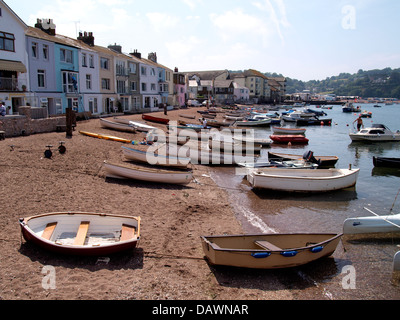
[0,60,27,73]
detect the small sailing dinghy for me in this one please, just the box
[19,212,140,255]
[201,233,343,269]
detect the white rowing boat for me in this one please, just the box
[99,118,136,133]
[247,167,360,192]
[343,208,400,235]
[122,146,191,168]
[19,212,140,255]
[103,161,193,185]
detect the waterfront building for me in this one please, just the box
[0,0,29,114]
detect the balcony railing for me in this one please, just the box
[0,77,28,92]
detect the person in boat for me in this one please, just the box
[353,116,363,131]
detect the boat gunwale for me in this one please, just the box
[201,233,343,253]
[251,168,360,180]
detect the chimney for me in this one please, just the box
[77,31,95,46]
[174,67,178,72]
[35,18,56,35]
[148,52,157,63]
[130,49,141,59]
[108,43,122,53]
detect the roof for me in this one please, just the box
[184,70,228,80]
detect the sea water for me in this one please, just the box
[209,103,400,299]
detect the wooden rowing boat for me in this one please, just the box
[201,233,343,269]
[122,146,191,168]
[247,167,360,192]
[268,151,338,168]
[272,126,306,135]
[99,118,136,133]
[142,114,169,124]
[270,135,309,144]
[373,156,400,168]
[19,212,140,255]
[103,161,193,185]
[79,131,132,143]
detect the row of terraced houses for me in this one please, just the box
[0,0,286,118]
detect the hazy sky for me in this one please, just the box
[4,0,400,81]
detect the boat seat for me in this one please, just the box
[120,224,136,241]
[42,222,57,240]
[73,221,90,246]
[254,240,282,251]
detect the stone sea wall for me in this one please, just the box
[0,106,66,138]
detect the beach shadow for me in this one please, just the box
[18,241,144,271]
[206,257,343,292]
[105,177,195,190]
[251,188,358,203]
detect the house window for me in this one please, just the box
[82,53,87,67]
[150,68,156,76]
[151,83,156,91]
[86,74,91,90]
[60,48,73,63]
[141,83,147,91]
[141,66,146,75]
[100,57,109,70]
[62,71,78,93]
[117,80,125,94]
[32,42,38,58]
[130,81,137,91]
[38,70,45,88]
[129,62,136,74]
[89,55,94,68]
[88,98,98,113]
[43,44,49,60]
[0,31,15,52]
[102,78,110,90]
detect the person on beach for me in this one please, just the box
[353,116,363,131]
[0,102,6,116]
[203,118,207,128]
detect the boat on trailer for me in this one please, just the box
[19,212,140,256]
[201,233,343,269]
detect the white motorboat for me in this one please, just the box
[349,124,400,142]
[247,167,360,192]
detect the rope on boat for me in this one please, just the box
[389,187,400,213]
[364,207,400,230]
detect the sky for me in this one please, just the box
[4,0,400,81]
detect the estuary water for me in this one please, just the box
[209,103,400,299]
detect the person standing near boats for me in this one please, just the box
[353,116,363,131]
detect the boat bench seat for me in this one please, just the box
[73,221,90,246]
[120,224,136,241]
[254,240,282,251]
[42,222,57,240]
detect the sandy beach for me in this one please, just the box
[0,106,297,301]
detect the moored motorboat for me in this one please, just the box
[103,161,193,185]
[349,124,400,142]
[200,233,343,269]
[234,118,272,127]
[19,212,140,255]
[246,167,360,192]
[268,151,338,168]
[270,135,309,144]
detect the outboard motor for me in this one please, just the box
[303,150,321,166]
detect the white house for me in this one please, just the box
[0,0,29,114]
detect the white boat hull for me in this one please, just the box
[103,161,193,185]
[343,213,400,234]
[394,251,400,271]
[122,146,190,168]
[99,118,136,133]
[349,133,400,142]
[247,168,360,192]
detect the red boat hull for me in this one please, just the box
[270,135,309,144]
[142,114,169,124]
